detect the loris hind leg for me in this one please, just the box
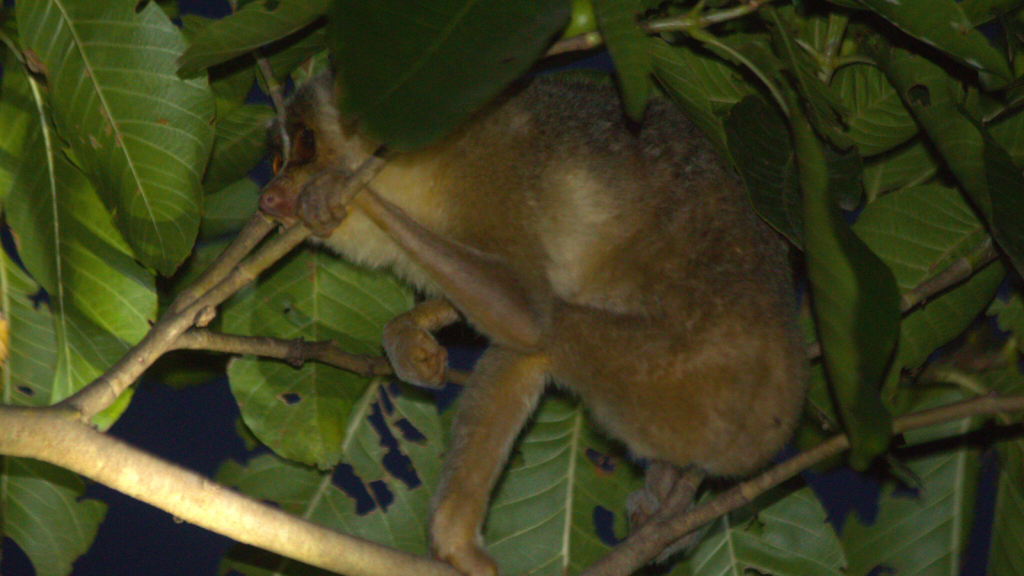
[383,299,460,388]
[431,347,548,576]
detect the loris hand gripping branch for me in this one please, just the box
[258,72,806,576]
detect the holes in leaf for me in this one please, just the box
[278,392,302,405]
[586,448,617,474]
[908,84,931,107]
[16,386,34,398]
[368,480,394,511]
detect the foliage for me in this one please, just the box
[0,0,1023,575]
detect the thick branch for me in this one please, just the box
[0,405,458,576]
[581,393,1024,576]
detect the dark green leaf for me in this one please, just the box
[831,63,917,156]
[854,185,1005,370]
[862,140,941,201]
[876,45,1024,279]
[1,458,107,576]
[725,95,803,247]
[329,0,568,150]
[594,0,654,119]
[204,103,274,193]
[858,0,1012,83]
[795,105,897,469]
[651,40,750,154]
[177,0,330,77]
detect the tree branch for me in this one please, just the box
[0,404,459,576]
[176,329,393,378]
[580,393,1024,576]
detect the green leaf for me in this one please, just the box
[204,103,274,193]
[725,95,803,247]
[862,140,941,201]
[991,413,1024,576]
[831,63,917,156]
[876,45,1024,280]
[0,458,107,576]
[651,40,750,154]
[1,253,110,576]
[795,106,897,469]
[842,388,981,576]
[854,185,1005,370]
[990,295,1024,353]
[201,178,261,240]
[223,248,413,468]
[16,0,216,275]
[675,486,845,576]
[858,0,1012,83]
[328,0,569,151]
[0,60,157,350]
[177,0,330,77]
[485,396,639,575]
[594,0,655,119]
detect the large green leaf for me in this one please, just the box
[223,247,413,468]
[876,45,1024,279]
[858,0,1011,83]
[831,63,917,157]
[795,107,897,469]
[0,59,156,353]
[177,0,330,77]
[16,0,215,275]
[485,396,639,575]
[673,486,845,576]
[842,389,981,576]
[854,185,1005,370]
[328,0,569,151]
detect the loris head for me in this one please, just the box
[258,73,373,221]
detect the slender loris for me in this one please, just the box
[258,72,806,576]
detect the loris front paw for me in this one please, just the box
[383,313,448,388]
[296,169,355,237]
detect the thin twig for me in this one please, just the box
[176,329,393,377]
[641,0,776,34]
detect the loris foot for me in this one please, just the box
[383,312,448,388]
[626,462,706,562]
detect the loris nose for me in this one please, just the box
[258,186,293,219]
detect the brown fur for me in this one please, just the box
[259,73,806,575]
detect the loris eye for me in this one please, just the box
[292,125,316,164]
